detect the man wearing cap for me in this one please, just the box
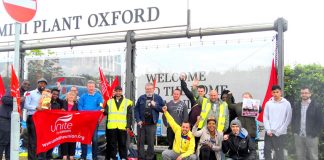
[105,86,133,160]
[222,118,256,160]
[78,80,103,160]
[24,78,48,160]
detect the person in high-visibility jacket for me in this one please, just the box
[162,106,197,160]
[105,86,133,160]
[198,90,229,133]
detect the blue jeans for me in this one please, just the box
[81,124,98,159]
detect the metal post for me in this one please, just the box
[0,23,276,52]
[10,22,21,160]
[125,31,136,101]
[275,18,288,95]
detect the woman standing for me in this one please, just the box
[192,116,223,160]
[61,92,78,160]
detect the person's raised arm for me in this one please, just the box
[180,75,196,106]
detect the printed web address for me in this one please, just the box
[42,135,85,147]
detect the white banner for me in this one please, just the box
[0,0,187,41]
[135,38,275,135]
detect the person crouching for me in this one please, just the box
[222,118,256,160]
[162,105,197,160]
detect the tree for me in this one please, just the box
[26,49,64,88]
[284,64,324,159]
[285,64,324,104]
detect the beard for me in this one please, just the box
[38,86,45,93]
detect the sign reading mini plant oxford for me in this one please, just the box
[3,0,37,23]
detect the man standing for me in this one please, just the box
[263,85,292,160]
[198,90,229,133]
[105,86,133,160]
[20,80,31,109]
[162,88,189,149]
[0,79,30,160]
[24,78,48,160]
[134,83,164,160]
[161,106,196,160]
[0,89,12,160]
[78,80,103,160]
[292,87,323,160]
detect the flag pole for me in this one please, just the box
[10,22,21,160]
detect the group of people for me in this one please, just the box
[0,78,103,160]
[0,75,323,160]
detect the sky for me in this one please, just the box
[0,0,323,65]
[189,0,324,65]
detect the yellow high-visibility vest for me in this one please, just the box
[107,98,133,130]
[198,101,227,132]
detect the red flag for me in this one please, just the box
[109,76,119,97]
[10,65,21,114]
[0,75,6,105]
[99,67,111,107]
[57,77,65,83]
[153,78,157,91]
[33,110,101,154]
[257,59,278,122]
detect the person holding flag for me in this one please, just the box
[134,82,164,160]
[0,75,6,105]
[105,86,133,160]
[0,88,11,160]
[24,78,48,160]
[0,78,30,160]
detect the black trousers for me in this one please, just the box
[199,145,217,160]
[264,134,285,160]
[27,115,37,160]
[27,115,46,160]
[106,129,127,159]
[0,117,10,160]
[61,142,76,156]
[46,148,53,159]
[166,127,175,150]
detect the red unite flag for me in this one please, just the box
[10,65,21,114]
[257,59,278,122]
[99,67,111,107]
[0,75,6,105]
[33,110,102,154]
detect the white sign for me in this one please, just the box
[242,98,260,117]
[0,0,187,41]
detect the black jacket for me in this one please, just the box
[292,100,323,137]
[0,91,13,119]
[222,130,256,160]
[180,79,197,107]
[51,98,64,110]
